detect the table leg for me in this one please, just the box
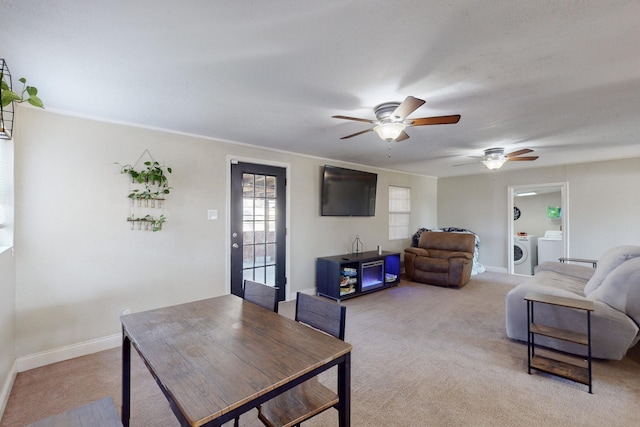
[337,352,351,427]
[527,301,532,374]
[122,332,131,427]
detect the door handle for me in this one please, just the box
[232,243,239,249]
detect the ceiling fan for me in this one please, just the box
[332,96,461,142]
[455,147,539,170]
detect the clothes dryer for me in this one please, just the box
[538,230,563,264]
[514,235,537,275]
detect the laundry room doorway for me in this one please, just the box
[507,182,569,275]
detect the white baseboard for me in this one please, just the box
[299,287,317,297]
[484,265,509,274]
[15,333,121,373]
[0,360,17,421]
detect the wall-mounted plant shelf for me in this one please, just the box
[129,196,165,208]
[117,150,172,232]
[127,215,166,231]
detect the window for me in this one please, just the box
[389,186,410,240]
[0,139,14,247]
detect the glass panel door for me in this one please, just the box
[231,162,286,300]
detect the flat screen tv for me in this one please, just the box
[321,165,377,216]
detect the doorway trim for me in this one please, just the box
[226,155,291,300]
[507,182,569,274]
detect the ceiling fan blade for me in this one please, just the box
[332,115,376,124]
[506,148,533,158]
[340,128,373,139]
[395,131,410,142]
[391,96,425,121]
[452,160,481,167]
[410,115,461,126]
[508,156,539,161]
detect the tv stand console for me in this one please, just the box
[316,251,401,301]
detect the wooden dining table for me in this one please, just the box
[121,294,352,427]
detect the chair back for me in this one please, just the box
[243,280,279,313]
[418,231,475,254]
[295,292,346,340]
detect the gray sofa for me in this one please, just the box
[505,245,640,360]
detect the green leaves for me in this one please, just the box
[152,215,167,232]
[0,74,44,109]
[126,214,166,232]
[118,161,172,197]
[1,90,21,108]
[25,85,44,108]
[27,94,44,108]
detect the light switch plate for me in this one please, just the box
[207,209,218,220]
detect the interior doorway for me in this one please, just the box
[507,182,569,275]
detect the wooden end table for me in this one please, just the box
[524,292,595,393]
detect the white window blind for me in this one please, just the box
[0,141,7,226]
[389,186,411,240]
[0,139,13,246]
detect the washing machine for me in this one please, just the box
[538,230,563,264]
[514,235,537,275]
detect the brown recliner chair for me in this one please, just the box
[404,231,476,288]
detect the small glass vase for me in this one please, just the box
[352,236,363,254]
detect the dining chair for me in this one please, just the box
[234,280,282,427]
[256,292,347,427]
[243,279,279,313]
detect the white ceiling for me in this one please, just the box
[2,0,639,177]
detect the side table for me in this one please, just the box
[559,257,598,268]
[524,292,595,393]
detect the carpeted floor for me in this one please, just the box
[2,272,640,426]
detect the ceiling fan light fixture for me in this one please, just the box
[374,122,406,141]
[482,156,507,170]
[482,147,507,170]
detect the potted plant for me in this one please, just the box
[1,75,44,109]
[1,58,44,139]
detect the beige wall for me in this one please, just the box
[9,107,438,358]
[0,248,16,413]
[438,158,640,269]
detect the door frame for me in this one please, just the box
[507,182,569,274]
[225,155,291,300]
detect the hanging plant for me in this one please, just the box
[117,161,172,197]
[152,214,167,232]
[126,214,166,232]
[127,188,152,200]
[1,59,44,139]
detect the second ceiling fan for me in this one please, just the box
[332,96,461,142]
[455,147,539,170]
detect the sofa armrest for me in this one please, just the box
[535,261,595,281]
[405,247,429,257]
[446,251,473,260]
